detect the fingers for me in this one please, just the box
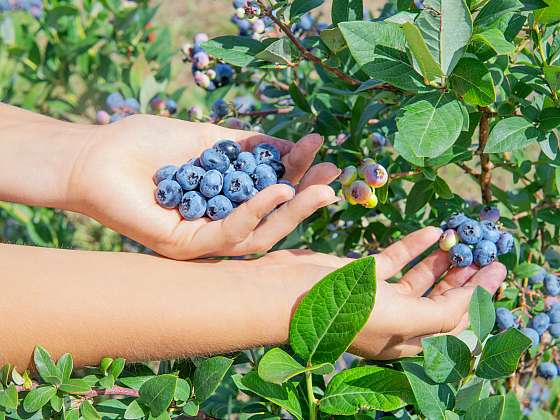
[237,133,294,156]
[396,250,450,296]
[297,162,341,192]
[283,134,324,185]
[429,264,480,296]
[374,226,442,281]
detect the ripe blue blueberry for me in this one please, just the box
[206,195,234,221]
[449,243,473,268]
[215,63,235,86]
[124,97,140,113]
[521,327,540,349]
[268,159,286,178]
[544,273,560,296]
[531,312,551,335]
[549,323,560,338]
[155,179,183,209]
[233,151,257,174]
[153,165,178,185]
[110,113,126,123]
[537,362,558,379]
[496,232,514,255]
[457,219,482,245]
[528,267,546,285]
[495,307,516,330]
[200,148,230,173]
[166,99,177,114]
[176,164,206,191]
[212,99,229,118]
[253,164,278,190]
[214,140,241,161]
[200,170,224,198]
[447,213,468,229]
[479,205,500,222]
[253,143,281,165]
[106,92,125,112]
[223,171,255,203]
[480,220,500,243]
[549,304,560,323]
[179,191,207,221]
[473,240,497,267]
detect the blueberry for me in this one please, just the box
[479,205,500,222]
[521,327,540,349]
[252,164,277,190]
[206,195,234,220]
[439,229,460,252]
[447,213,468,229]
[153,165,178,185]
[200,170,224,198]
[480,220,500,243]
[124,98,140,114]
[528,267,546,285]
[110,113,126,123]
[496,232,514,255]
[96,110,111,125]
[473,240,498,267]
[268,159,286,178]
[166,99,177,114]
[449,243,473,268]
[212,99,229,118]
[495,307,516,330]
[549,304,560,323]
[179,191,207,221]
[223,171,255,203]
[233,151,257,174]
[457,219,482,245]
[233,95,255,113]
[106,92,125,112]
[200,148,230,173]
[215,63,235,86]
[549,323,560,338]
[339,166,358,186]
[214,140,241,161]
[531,313,551,335]
[176,164,206,191]
[253,143,281,165]
[155,179,183,209]
[370,132,386,148]
[544,273,560,296]
[537,362,558,379]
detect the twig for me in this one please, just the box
[389,169,422,180]
[457,163,479,177]
[478,108,493,203]
[512,202,560,221]
[15,382,139,398]
[238,108,293,117]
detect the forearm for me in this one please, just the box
[0,244,315,369]
[0,103,95,210]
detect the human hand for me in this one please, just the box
[69,115,340,259]
[264,226,507,359]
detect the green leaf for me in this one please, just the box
[111,358,126,379]
[289,82,312,113]
[394,132,425,166]
[258,348,333,385]
[474,0,524,29]
[139,74,167,114]
[99,375,115,390]
[130,54,151,97]
[485,117,540,153]
[476,328,531,379]
[33,346,62,385]
[503,391,523,420]
[535,0,560,24]
[289,257,376,365]
[401,362,454,420]
[465,396,505,420]
[339,21,424,91]
[544,65,560,93]
[332,0,363,24]
[405,179,434,214]
[513,262,544,278]
[450,57,495,106]
[59,379,92,394]
[396,91,464,158]
[240,371,303,420]
[320,27,347,53]
[57,353,73,382]
[454,378,486,411]
[256,38,293,65]
[403,22,443,82]
[415,0,473,76]
[80,400,101,420]
[469,286,496,341]
[320,366,413,415]
[124,400,147,419]
[201,36,264,67]
[174,378,191,402]
[193,356,233,404]
[434,176,454,199]
[99,358,113,373]
[23,386,56,413]
[290,0,324,20]
[0,384,18,410]
[471,28,515,55]
[539,107,560,130]
[423,335,471,384]
[138,375,177,417]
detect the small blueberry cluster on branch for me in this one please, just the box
[231,0,273,38]
[0,0,43,18]
[338,158,389,210]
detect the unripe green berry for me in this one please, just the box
[339,166,357,186]
[439,229,460,251]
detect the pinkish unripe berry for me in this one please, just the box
[222,117,250,130]
[363,190,378,209]
[235,7,245,18]
[193,32,208,46]
[347,180,373,205]
[336,133,348,145]
[96,110,111,125]
[439,229,460,251]
[252,19,266,34]
[363,163,388,188]
[150,97,165,112]
[370,132,386,148]
[339,166,357,186]
[207,69,217,80]
[194,71,211,88]
[188,105,203,121]
[358,158,375,178]
[193,52,210,69]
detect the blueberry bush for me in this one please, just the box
[1,0,560,419]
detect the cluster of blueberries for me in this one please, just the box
[153,141,288,221]
[183,33,235,92]
[438,207,513,268]
[338,159,389,209]
[528,265,560,296]
[0,0,43,18]
[96,93,177,124]
[231,0,273,39]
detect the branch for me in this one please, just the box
[478,108,493,203]
[389,169,421,180]
[512,202,560,221]
[16,382,139,398]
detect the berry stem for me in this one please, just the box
[478,108,493,204]
[305,369,317,420]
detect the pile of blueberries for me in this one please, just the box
[0,0,43,18]
[153,141,288,221]
[182,33,235,92]
[438,206,514,268]
[96,93,140,124]
[231,0,273,39]
[338,159,389,209]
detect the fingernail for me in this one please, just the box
[307,133,323,147]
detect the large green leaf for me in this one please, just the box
[485,117,541,153]
[256,38,294,65]
[503,391,523,420]
[320,366,413,415]
[465,396,505,420]
[394,132,425,166]
[289,257,376,365]
[403,22,443,82]
[468,286,496,342]
[290,0,324,20]
[396,91,464,158]
[339,21,424,91]
[544,65,560,93]
[201,36,264,67]
[539,107,560,130]
[536,0,560,24]
[422,335,471,383]
[415,0,473,76]
[476,328,531,379]
[454,378,486,411]
[241,371,303,420]
[257,348,333,385]
[471,29,515,55]
[474,0,523,29]
[193,356,233,404]
[23,386,56,413]
[332,0,363,24]
[59,379,92,394]
[0,384,18,410]
[405,179,434,214]
[450,57,495,106]
[34,346,62,385]
[138,375,177,417]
